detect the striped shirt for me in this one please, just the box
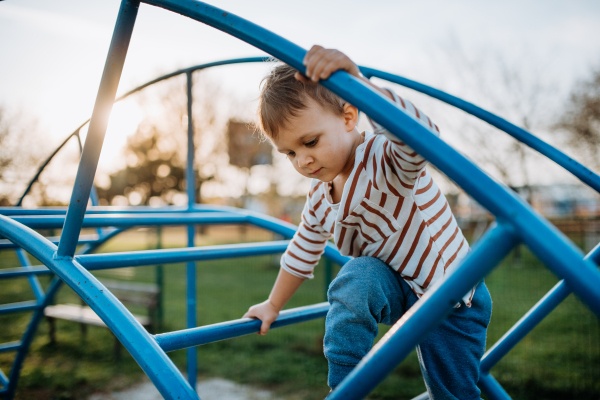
[281,89,475,306]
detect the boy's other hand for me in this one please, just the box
[295,45,361,83]
[243,300,280,335]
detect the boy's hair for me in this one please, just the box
[258,63,345,139]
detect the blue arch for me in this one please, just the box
[1,1,599,399]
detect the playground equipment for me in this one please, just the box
[1,1,600,398]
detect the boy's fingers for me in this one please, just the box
[319,54,346,80]
[259,320,271,335]
[303,44,324,65]
[304,47,328,79]
[311,52,342,81]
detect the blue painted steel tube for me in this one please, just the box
[0,368,7,388]
[0,301,38,315]
[4,278,62,399]
[0,204,230,216]
[360,67,600,194]
[13,212,247,229]
[0,215,199,400]
[57,0,140,258]
[186,226,197,390]
[15,249,44,301]
[0,205,212,216]
[13,58,269,209]
[2,224,135,400]
[478,373,513,400]
[328,223,519,400]
[0,241,290,279]
[0,234,100,250]
[155,302,330,352]
[78,241,290,270]
[16,130,80,207]
[480,241,600,373]
[0,342,21,354]
[185,70,198,390]
[141,0,600,319]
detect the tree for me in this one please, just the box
[96,72,232,206]
[427,38,559,190]
[0,107,46,206]
[554,66,600,172]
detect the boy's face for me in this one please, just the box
[272,99,361,183]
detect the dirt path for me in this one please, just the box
[88,377,277,400]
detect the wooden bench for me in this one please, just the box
[44,279,160,358]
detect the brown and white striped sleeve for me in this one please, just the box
[368,89,441,184]
[280,194,332,280]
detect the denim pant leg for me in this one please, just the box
[416,281,492,400]
[324,257,411,389]
[324,256,492,400]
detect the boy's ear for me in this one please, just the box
[343,103,359,132]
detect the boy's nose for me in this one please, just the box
[298,155,314,168]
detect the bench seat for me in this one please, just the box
[44,303,151,328]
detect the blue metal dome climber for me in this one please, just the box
[1,1,600,399]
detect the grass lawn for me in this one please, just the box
[1,225,599,400]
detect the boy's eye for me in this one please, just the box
[287,151,295,157]
[305,139,318,147]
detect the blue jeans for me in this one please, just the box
[324,257,492,400]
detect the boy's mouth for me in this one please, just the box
[309,168,323,175]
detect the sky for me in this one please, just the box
[1,0,600,202]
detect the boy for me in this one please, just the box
[244,46,492,400]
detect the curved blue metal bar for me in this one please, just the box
[155,302,330,352]
[16,130,81,206]
[480,241,600,373]
[14,55,267,209]
[1,226,140,398]
[127,1,600,398]
[144,0,600,319]
[2,0,599,399]
[0,214,200,400]
[359,67,600,194]
[329,223,520,400]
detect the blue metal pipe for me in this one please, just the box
[186,226,198,390]
[13,58,269,209]
[14,249,44,301]
[360,67,600,195]
[0,301,38,315]
[480,240,600,373]
[4,278,62,399]
[328,223,519,400]
[57,0,141,258]
[0,368,7,388]
[0,234,101,250]
[73,227,127,255]
[77,240,288,270]
[8,211,351,266]
[185,70,198,390]
[0,205,219,216]
[155,302,330,352]
[15,130,80,207]
[478,373,513,400]
[141,0,600,320]
[0,241,290,278]
[2,222,136,399]
[0,216,198,400]
[0,342,21,354]
[13,212,247,229]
